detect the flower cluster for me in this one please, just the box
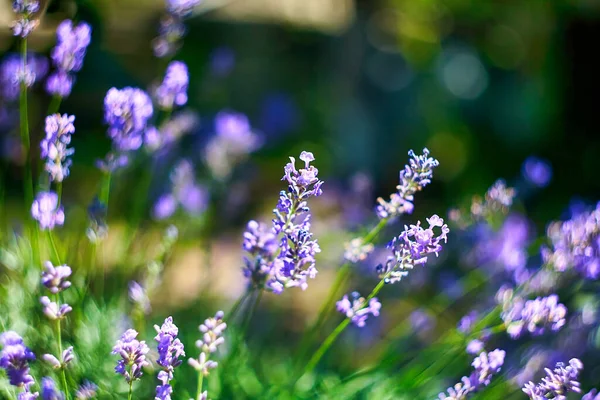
[112,329,150,383]
[376,215,449,284]
[376,148,439,220]
[74,381,98,399]
[336,292,381,328]
[41,114,75,182]
[41,261,72,294]
[542,202,600,279]
[41,377,64,400]
[104,87,154,152]
[242,151,323,293]
[154,317,185,400]
[153,0,201,57]
[46,20,92,98]
[438,349,505,399]
[0,331,36,390]
[11,0,40,38]
[497,288,567,339]
[584,390,600,400]
[42,347,74,370]
[522,157,552,188]
[1,53,48,101]
[522,358,583,399]
[144,110,199,152]
[204,111,261,179]
[188,311,226,376]
[153,159,208,219]
[156,61,189,110]
[31,192,65,230]
[343,238,375,263]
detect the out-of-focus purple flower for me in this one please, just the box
[376,148,439,220]
[153,194,178,220]
[522,157,552,188]
[471,180,516,219]
[1,53,48,101]
[166,0,201,17]
[0,331,36,388]
[41,261,72,294]
[466,339,484,355]
[31,191,64,230]
[204,111,261,179]
[583,389,600,400]
[41,114,75,182]
[243,152,323,293]
[410,309,434,333]
[154,317,185,400]
[188,311,226,376]
[42,347,73,370]
[153,0,200,57]
[153,160,208,220]
[11,1,39,37]
[129,281,151,314]
[74,381,97,399]
[156,61,188,110]
[18,391,39,400]
[209,47,235,77]
[458,311,478,334]
[522,358,583,399]
[45,72,73,98]
[104,87,153,152]
[112,329,150,383]
[344,238,374,263]
[336,292,381,328]
[144,111,199,152]
[497,289,567,339]
[542,202,600,279]
[41,377,64,400]
[40,297,72,320]
[86,197,108,243]
[377,214,449,284]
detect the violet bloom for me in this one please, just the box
[542,202,600,279]
[42,347,73,370]
[438,349,505,399]
[188,311,226,376]
[377,214,449,284]
[41,377,64,400]
[11,0,39,38]
[154,317,185,400]
[458,311,479,334]
[40,297,72,320]
[112,329,150,383]
[344,238,374,263]
[156,61,188,110]
[242,151,323,293]
[376,148,439,220]
[46,20,91,98]
[74,381,98,399]
[41,261,72,294]
[41,114,75,182]
[522,157,552,188]
[522,358,583,399]
[31,191,64,230]
[583,390,600,400]
[336,292,381,328]
[1,53,48,101]
[153,0,200,57]
[129,281,151,314]
[0,331,36,389]
[104,87,153,152]
[153,160,208,219]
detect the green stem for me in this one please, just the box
[240,290,262,338]
[47,230,61,265]
[224,290,250,322]
[56,182,63,208]
[47,95,62,115]
[196,371,204,400]
[99,171,112,298]
[127,380,133,400]
[54,294,70,399]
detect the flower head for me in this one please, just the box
[336,292,381,328]
[522,157,552,188]
[40,297,72,320]
[41,261,72,294]
[1,53,48,101]
[156,61,188,109]
[41,114,75,182]
[112,329,150,383]
[0,331,36,388]
[188,311,226,376]
[104,87,153,151]
[74,381,98,399]
[31,191,65,230]
[41,377,64,400]
[11,1,40,37]
[522,358,583,399]
[154,317,185,400]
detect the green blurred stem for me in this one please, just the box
[225,290,250,322]
[48,231,61,265]
[56,182,63,207]
[127,380,133,400]
[240,289,262,337]
[295,218,388,363]
[54,294,70,399]
[47,95,62,115]
[99,171,112,297]
[196,371,204,400]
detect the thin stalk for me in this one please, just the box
[56,182,63,207]
[47,231,61,265]
[54,294,70,399]
[47,95,62,115]
[196,371,204,400]
[224,290,250,322]
[127,380,133,400]
[240,290,262,338]
[99,171,112,298]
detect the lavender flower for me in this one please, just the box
[18,391,39,400]
[40,297,72,320]
[1,53,48,101]
[188,311,226,376]
[438,349,505,399]
[376,148,439,220]
[11,0,40,37]
[522,157,552,188]
[470,180,516,219]
[129,281,151,314]
[522,358,583,399]
[458,311,479,334]
[242,152,323,293]
[498,289,567,339]
[41,377,64,400]
[31,191,65,230]
[74,381,98,399]
[344,238,374,263]
[583,390,600,400]
[336,292,381,328]
[154,317,185,400]
[143,110,199,151]
[46,20,91,98]
[466,339,484,355]
[153,0,200,57]
[0,331,36,388]
[542,202,600,279]
[112,329,150,383]
[42,347,73,369]
[153,160,208,219]
[41,114,75,182]
[104,87,153,152]
[156,61,188,110]
[376,214,449,284]
[166,0,201,17]
[41,261,72,294]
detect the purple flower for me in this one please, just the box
[458,311,479,334]
[104,87,153,152]
[522,358,583,399]
[153,194,178,220]
[188,311,226,376]
[156,61,188,109]
[154,317,185,400]
[466,339,484,355]
[31,191,64,230]
[583,390,600,400]
[41,261,72,294]
[153,0,200,57]
[129,281,151,314]
[45,72,73,98]
[1,53,48,101]
[41,114,75,182]
[11,1,40,37]
[74,381,98,399]
[154,160,208,219]
[376,148,439,219]
[336,292,381,328]
[18,391,39,400]
[42,346,74,369]
[41,377,64,400]
[112,329,150,383]
[522,157,552,188]
[344,238,374,263]
[377,214,449,284]
[166,0,201,17]
[0,331,36,388]
[40,297,72,320]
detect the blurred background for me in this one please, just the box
[2,0,600,398]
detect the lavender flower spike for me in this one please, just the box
[31,191,65,230]
[188,311,226,376]
[156,61,189,110]
[112,329,150,383]
[41,114,75,182]
[40,296,72,320]
[377,214,449,284]
[42,347,74,370]
[154,317,185,400]
[12,0,40,37]
[41,261,72,294]
[0,331,36,389]
[104,87,153,152]
[522,358,583,399]
[74,381,98,399]
[41,377,64,400]
[376,148,439,220]
[336,292,381,327]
